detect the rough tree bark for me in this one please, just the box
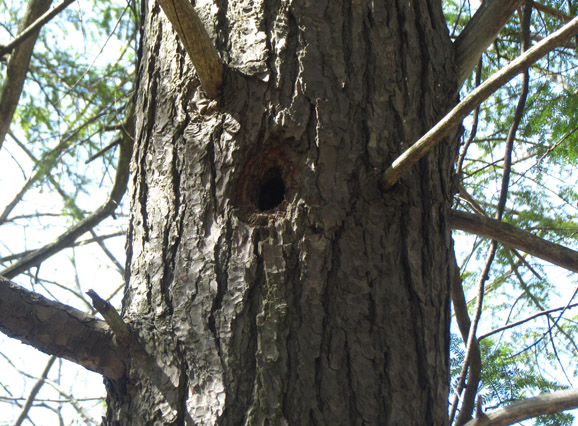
[108,0,458,424]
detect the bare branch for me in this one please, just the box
[157,0,223,98]
[534,1,573,23]
[0,0,53,151]
[380,15,578,191]
[44,375,99,424]
[0,110,134,279]
[450,210,578,274]
[0,231,125,263]
[89,230,125,275]
[479,302,578,341]
[0,277,125,379]
[449,240,498,424]
[86,137,121,164]
[464,389,578,426]
[450,258,482,426]
[0,0,77,59]
[14,356,56,426]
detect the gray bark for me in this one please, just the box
[106,0,459,424]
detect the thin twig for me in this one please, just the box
[456,59,483,182]
[14,356,56,426]
[480,302,578,340]
[86,138,121,164]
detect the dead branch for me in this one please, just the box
[87,290,133,350]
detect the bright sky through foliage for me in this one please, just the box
[2,0,578,424]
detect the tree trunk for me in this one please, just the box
[107,0,458,424]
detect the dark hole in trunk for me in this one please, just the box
[258,167,285,211]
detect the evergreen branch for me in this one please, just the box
[157,0,223,98]
[464,389,578,426]
[1,111,109,225]
[452,10,531,416]
[450,210,578,274]
[380,14,578,191]
[0,277,125,379]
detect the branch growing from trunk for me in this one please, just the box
[0,277,125,379]
[380,15,578,191]
[454,0,523,87]
[157,0,223,98]
[450,210,578,274]
[464,389,578,426]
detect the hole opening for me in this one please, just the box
[258,167,286,211]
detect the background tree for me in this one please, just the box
[1,0,578,425]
